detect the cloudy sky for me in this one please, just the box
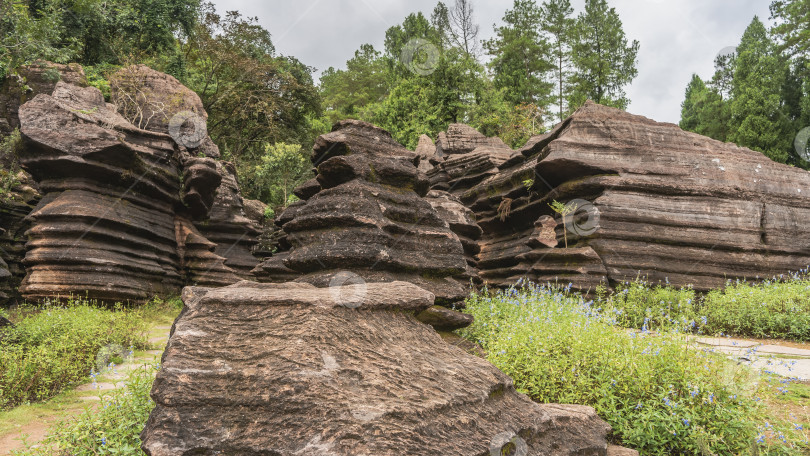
[211,0,772,124]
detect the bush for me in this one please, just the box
[601,271,810,341]
[0,297,150,410]
[701,275,810,340]
[15,362,158,456]
[461,284,807,455]
[597,280,698,332]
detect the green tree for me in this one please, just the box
[568,0,639,109]
[540,0,576,121]
[0,1,74,80]
[241,142,310,208]
[770,0,810,57]
[679,74,730,141]
[181,5,321,165]
[728,17,792,163]
[319,44,388,124]
[484,0,553,106]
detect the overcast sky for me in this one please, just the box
[211,0,772,125]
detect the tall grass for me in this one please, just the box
[600,269,810,341]
[0,296,163,410]
[462,282,809,455]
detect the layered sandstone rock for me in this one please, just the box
[141,281,618,456]
[0,61,87,137]
[14,65,259,303]
[428,124,514,194]
[254,120,469,306]
[461,101,810,291]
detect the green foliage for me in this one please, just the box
[540,0,576,121]
[770,0,810,58]
[729,17,793,163]
[82,64,118,100]
[484,0,553,106]
[702,275,810,340]
[0,129,23,202]
[16,362,158,455]
[680,3,809,167]
[568,0,639,110]
[601,272,810,342]
[680,74,731,142]
[239,142,310,210]
[461,284,807,455]
[320,44,388,124]
[598,280,698,332]
[0,297,151,410]
[548,199,576,248]
[0,1,74,81]
[180,5,321,169]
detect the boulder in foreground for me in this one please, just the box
[141,281,621,455]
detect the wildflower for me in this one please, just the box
[102,437,107,446]
[682,418,690,427]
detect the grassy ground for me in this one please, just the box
[7,276,810,455]
[462,280,810,455]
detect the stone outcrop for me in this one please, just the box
[254,120,470,308]
[428,123,514,194]
[446,101,810,292]
[0,61,87,137]
[12,64,260,303]
[193,161,261,280]
[141,280,620,456]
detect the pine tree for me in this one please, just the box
[679,74,731,142]
[484,0,554,106]
[728,16,793,163]
[770,0,810,57]
[568,0,639,110]
[540,0,576,122]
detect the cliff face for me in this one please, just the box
[423,101,810,292]
[6,64,260,304]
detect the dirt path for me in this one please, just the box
[0,325,171,455]
[692,336,810,380]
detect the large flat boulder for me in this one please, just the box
[141,281,617,456]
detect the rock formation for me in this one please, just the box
[0,61,87,137]
[427,123,514,194]
[441,101,810,292]
[141,280,624,456]
[11,64,260,303]
[254,120,471,311]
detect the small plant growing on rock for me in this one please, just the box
[548,200,577,248]
[497,197,513,222]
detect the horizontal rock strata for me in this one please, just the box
[454,101,810,291]
[254,120,469,308]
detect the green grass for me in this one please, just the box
[598,270,810,341]
[461,283,810,455]
[13,361,159,456]
[0,296,181,410]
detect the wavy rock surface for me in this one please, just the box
[254,120,468,306]
[141,281,618,456]
[13,65,259,303]
[459,101,810,291]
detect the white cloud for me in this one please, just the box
[212,0,772,124]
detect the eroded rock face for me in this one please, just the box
[141,281,616,456]
[109,64,207,135]
[254,120,469,306]
[13,65,260,303]
[0,61,87,137]
[454,101,810,291]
